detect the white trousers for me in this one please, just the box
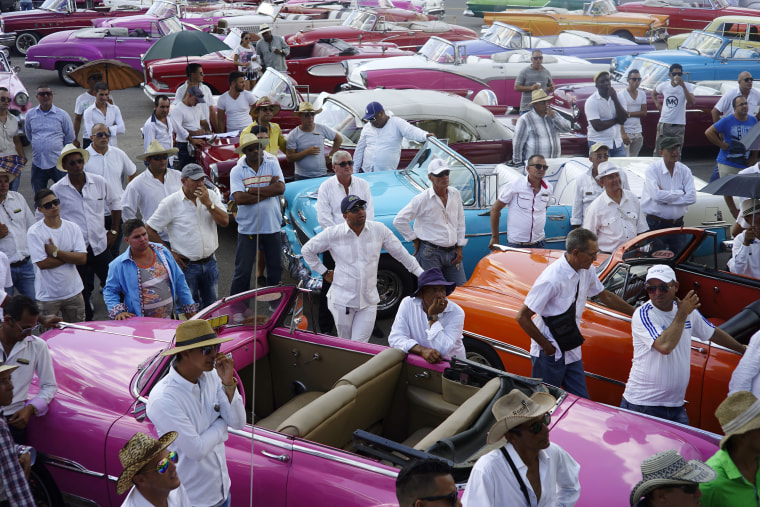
[328,300,377,343]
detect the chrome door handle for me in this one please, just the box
[691,346,706,353]
[547,215,566,221]
[261,450,290,462]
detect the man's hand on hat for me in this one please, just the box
[215,353,234,385]
[745,228,757,246]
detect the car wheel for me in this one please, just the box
[376,255,415,319]
[14,31,39,56]
[612,30,635,42]
[28,462,64,507]
[58,62,82,87]
[463,336,504,370]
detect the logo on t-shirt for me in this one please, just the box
[665,96,679,109]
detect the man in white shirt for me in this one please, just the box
[143,95,179,157]
[583,162,648,253]
[301,194,423,342]
[174,64,214,130]
[0,168,36,298]
[728,199,760,279]
[0,295,58,444]
[652,63,695,151]
[353,101,432,172]
[86,123,137,259]
[489,154,552,248]
[462,389,580,507]
[51,144,122,321]
[0,87,26,192]
[571,143,631,229]
[516,228,634,398]
[585,71,628,157]
[147,164,228,310]
[388,267,465,363]
[621,265,744,424]
[27,188,87,322]
[82,82,125,148]
[640,137,697,231]
[712,72,760,122]
[172,87,211,171]
[618,69,648,157]
[72,71,101,149]
[116,431,192,507]
[394,159,467,285]
[215,71,256,133]
[122,141,182,245]
[146,320,245,507]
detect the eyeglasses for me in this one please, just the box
[93,132,111,138]
[432,170,450,177]
[532,56,543,60]
[156,451,179,474]
[336,160,354,167]
[530,164,549,170]
[301,112,316,117]
[201,344,221,356]
[259,106,275,112]
[40,199,60,210]
[522,413,551,434]
[347,204,366,213]
[417,491,458,506]
[150,154,169,160]
[14,321,38,337]
[37,91,52,97]
[744,78,754,83]
[68,158,85,166]
[675,484,699,495]
[646,284,672,294]
[628,77,642,82]
[671,72,683,77]
[0,97,11,102]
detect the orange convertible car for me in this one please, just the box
[450,228,760,433]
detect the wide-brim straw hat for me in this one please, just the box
[56,144,89,172]
[235,133,270,155]
[741,199,760,219]
[294,101,322,115]
[137,139,179,161]
[529,89,553,105]
[161,319,231,356]
[115,431,177,495]
[252,97,281,116]
[0,364,19,375]
[629,450,716,505]
[486,389,556,445]
[716,390,760,449]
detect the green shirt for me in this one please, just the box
[700,448,760,507]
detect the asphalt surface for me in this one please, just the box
[10,0,722,328]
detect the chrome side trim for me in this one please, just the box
[41,455,106,479]
[585,303,632,322]
[293,443,398,478]
[585,371,626,387]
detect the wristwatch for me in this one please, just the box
[52,248,58,258]
[428,314,439,323]
[210,203,215,211]
[109,229,118,235]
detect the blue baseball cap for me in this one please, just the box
[341,194,367,213]
[362,101,384,121]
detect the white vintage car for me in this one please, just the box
[215,1,351,36]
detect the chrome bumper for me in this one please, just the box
[24,61,39,69]
[142,83,175,102]
[281,227,322,292]
[636,28,668,44]
[0,32,15,47]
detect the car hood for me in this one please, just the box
[98,14,160,27]
[631,51,710,65]
[26,29,76,49]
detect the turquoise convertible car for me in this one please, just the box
[464,0,588,18]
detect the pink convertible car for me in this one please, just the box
[25,286,721,505]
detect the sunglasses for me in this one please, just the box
[150,154,169,160]
[336,160,354,167]
[628,77,642,82]
[0,97,11,102]
[675,484,699,495]
[417,491,458,506]
[93,132,111,138]
[671,72,683,77]
[201,343,221,356]
[523,413,551,434]
[68,158,85,167]
[14,321,38,337]
[646,284,672,294]
[40,199,60,210]
[347,204,366,213]
[300,112,316,117]
[156,451,178,474]
[365,116,377,123]
[532,56,543,60]
[37,91,52,97]
[432,170,450,177]
[258,106,275,112]
[530,164,549,170]
[744,78,754,83]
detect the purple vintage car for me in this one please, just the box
[22,285,722,505]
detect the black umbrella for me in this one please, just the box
[142,30,231,62]
[700,173,760,199]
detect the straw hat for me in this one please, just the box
[137,140,179,161]
[115,431,177,495]
[629,450,716,505]
[294,102,322,115]
[0,364,19,375]
[716,390,760,449]
[595,161,621,181]
[252,97,281,116]
[259,24,272,35]
[161,319,231,356]
[741,199,760,219]
[486,389,556,445]
[235,133,269,155]
[529,89,553,105]
[56,144,89,171]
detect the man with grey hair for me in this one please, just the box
[516,228,634,398]
[512,89,571,166]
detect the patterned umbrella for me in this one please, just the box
[68,59,144,91]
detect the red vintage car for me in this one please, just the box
[286,10,478,49]
[449,228,760,433]
[0,0,145,55]
[618,0,759,38]
[142,37,413,100]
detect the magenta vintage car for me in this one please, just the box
[22,285,723,505]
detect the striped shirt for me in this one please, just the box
[623,301,715,407]
[24,105,75,169]
[229,154,284,235]
[512,109,571,165]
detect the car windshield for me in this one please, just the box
[621,232,696,263]
[314,100,362,146]
[252,70,295,109]
[147,0,178,18]
[344,11,377,31]
[622,59,670,90]
[713,0,728,8]
[585,0,617,16]
[39,0,68,12]
[159,16,184,36]
[404,139,477,206]
[483,23,525,49]
[681,32,724,57]
[419,38,456,62]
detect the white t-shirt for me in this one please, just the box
[715,88,760,118]
[655,81,695,125]
[27,219,86,301]
[216,90,256,132]
[585,91,624,147]
[171,102,203,143]
[74,91,96,116]
[619,88,647,134]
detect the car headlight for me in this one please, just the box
[572,101,579,119]
[14,92,28,106]
[209,163,218,184]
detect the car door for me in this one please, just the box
[112,32,152,73]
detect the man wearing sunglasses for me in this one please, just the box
[147,319,244,507]
[26,188,87,322]
[116,431,191,507]
[652,64,695,151]
[286,101,342,180]
[630,449,715,507]
[619,69,647,157]
[229,129,285,295]
[463,389,580,507]
[514,49,554,115]
[241,97,287,156]
[712,71,760,123]
[396,458,461,507]
[621,265,744,424]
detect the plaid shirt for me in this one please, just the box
[512,109,571,165]
[0,418,33,506]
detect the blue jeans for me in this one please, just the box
[20,0,32,9]
[587,141,627,158]
[621,397,689,425]
[9,175,19,192]
[230,232,282,295]
[9,259,35,299]
[531,351,589,398]
[183,257,219,310]
[31,165,65,196]
[415,241,466,285]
